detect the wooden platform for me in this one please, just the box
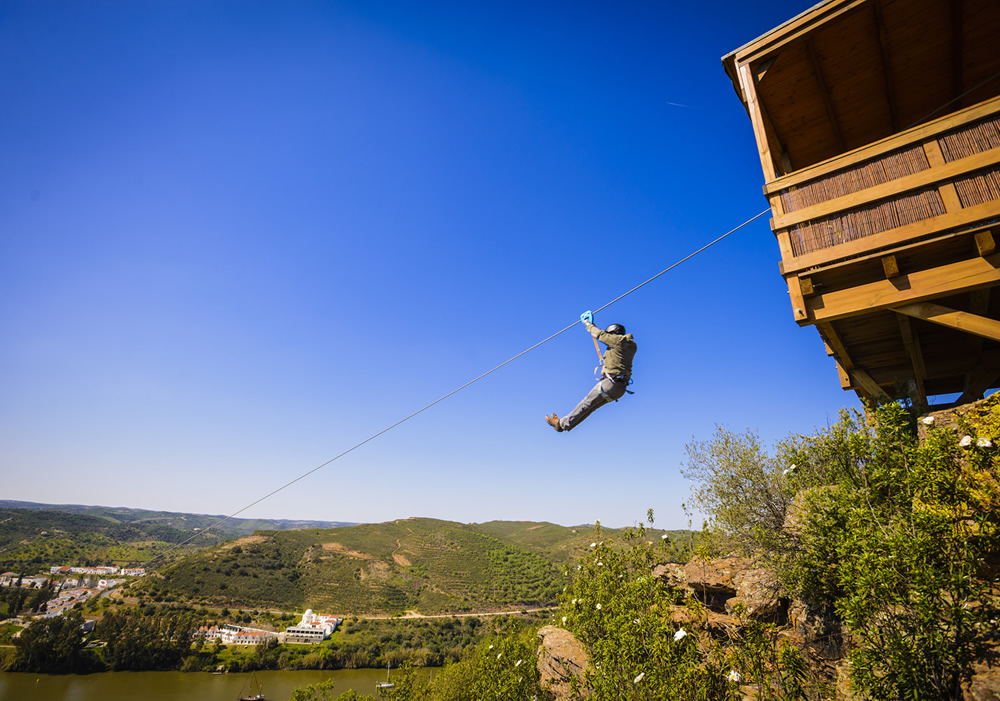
[723,0,1000,405]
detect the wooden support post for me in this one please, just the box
[800,277,815,297]
[896,313,927,405]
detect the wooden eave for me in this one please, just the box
[723,0,1000,406]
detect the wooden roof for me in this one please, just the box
[723,0,1000,177]
[723,0,1000,407]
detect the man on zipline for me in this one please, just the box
[545,312,636,432]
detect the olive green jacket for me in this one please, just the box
[586,322,636,379]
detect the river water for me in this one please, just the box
[0,668,416,701]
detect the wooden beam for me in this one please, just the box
[817,322,861,394]
[805,254,1000,324]
[739,63,779,182]
[763,95,1000,195]
[805,38,845,153]
[892,302,1000,343]
[780,200,1000,275]
[896,313,927,405]
[834,358,853,390]
[872,0,899,133]
[771,146,1000,230]
[788,278,808,323]
[851,367,891,401]
[950,0,965,109]
[800,277,815,296]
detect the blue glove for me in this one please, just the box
[580,310,593,325]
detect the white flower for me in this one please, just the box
[961,435,974,447]
[633,618,640,624]
[634,672,645,684]
[597,561,603,567]
[921,416,935,425]
[728,669,741,682]
[562,616,567,624]
[489,645,494,650]
[783,464,797,476]
[596,603,602,610]
[661,534,669,540]
[497,652,502,659]
[590,542,596,548]
[673,628,687,641]
[978,437,993,448]
[571,599,577,605]
[516,659,523,667]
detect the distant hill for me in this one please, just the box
[0,507,214,571]
[0,500,353,537]
[135,517,689,615]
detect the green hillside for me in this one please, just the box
[136,517,697,616]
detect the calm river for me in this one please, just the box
[0,668,422,701]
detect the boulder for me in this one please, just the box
[537,625,590,700]
[965,659,1000,700]
[729,566,788,624]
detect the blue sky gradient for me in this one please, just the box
[1,0,858,529]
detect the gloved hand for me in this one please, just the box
[580,310,593,325]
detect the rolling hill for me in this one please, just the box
[135,517,689,615]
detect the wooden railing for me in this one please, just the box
[766,95,1000,277]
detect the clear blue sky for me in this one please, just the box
[1,0,857,530]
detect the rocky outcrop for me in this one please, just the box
[655,556,789,625]
[536,625,590,700]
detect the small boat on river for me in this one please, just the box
[237,671,266,701]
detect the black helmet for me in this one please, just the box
[606,323,626,335]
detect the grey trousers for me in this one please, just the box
[559,376,628,431]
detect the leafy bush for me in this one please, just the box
[685,401,1000,699]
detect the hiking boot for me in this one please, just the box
[545,414,564,432]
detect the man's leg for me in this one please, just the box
[559,380,612,431]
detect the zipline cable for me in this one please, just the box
[134,207,770,570]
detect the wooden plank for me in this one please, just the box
[780,199,1000,275]
[872,0,898,133]
[770,146,1000,230]
[804,252,1000,323]
[800,277,815,296]
[896,313,927,404]
[881,255,899,279]
[892,302,1000,343]
[763,94,1000,195]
